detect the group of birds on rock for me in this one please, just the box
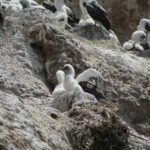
[123,18,150,52]
[42,0,112,30]
[0,0,112,100]
[52,64,106,100]
[0,0,112,31]
[2,0,150,100]
[0,0,45,20]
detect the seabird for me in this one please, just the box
[76,68,99,83]
[42,1,79,26]
[123,31,146,51]
[137,18,150,48]
[76,68,106,99]
[137,18,150,32]
[80,0,112,30]
[79,0,95,26]
[52,70,65,98]
[63,64,83,92]
[61,64,106,99]
[49,0,68,27]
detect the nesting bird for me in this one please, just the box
[52,70,65,98]
[137,18,150,49]
[79,0,95,26]
[49,0,68,28]
[42,1,79,26]
[76,68,99,83]
[76,68,106,99]
[52,64,106,100]
[137,18,150,32]
[63,64,83,92]
[123,31,146,51]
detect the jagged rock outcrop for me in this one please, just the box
[0,3,150,150]
[67,101,130,150]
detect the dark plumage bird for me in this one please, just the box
[79,81,107,100]
[83,1,112,31]
[42,1,79,26]
[42,1,56,13]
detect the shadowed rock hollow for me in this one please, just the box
[0,3,150,150]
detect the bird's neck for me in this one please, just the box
[65,74,74,81]
[79,1,88,15]
[54,0,64,10]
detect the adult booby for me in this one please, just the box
[52,70,65,98]
[80,0,112,30]
[123,31,146,51]
[79,0,95,26]
[76,68,106,99]
[42,1,79,26]
[62,64,106,99]
[50,0,68,27]
[63,64,83,92]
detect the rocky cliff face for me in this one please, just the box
[0,2,150,150]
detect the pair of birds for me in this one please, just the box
[42,0,112,30]
[123,30,147,51]
[123,18,150,51]
[52,64,106,100]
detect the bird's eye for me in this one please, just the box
[2,6,6,9]
[64,66,69,71]
[83,2,86,6]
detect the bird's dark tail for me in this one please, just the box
[101,16,112,31]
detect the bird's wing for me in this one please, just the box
[42,1,56,13]
[91,1,108,16]
[76,68,99,83]
[145,22,150,32]
[85,2,112,30]
[64,6,79,24]
[68,13,80,24]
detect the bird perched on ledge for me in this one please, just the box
[42,1,79,26]
[52,70,65,98]
[137,18,150,32]
[80,0,112,30]
[123,30,147,51]
[63,64,83,92]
